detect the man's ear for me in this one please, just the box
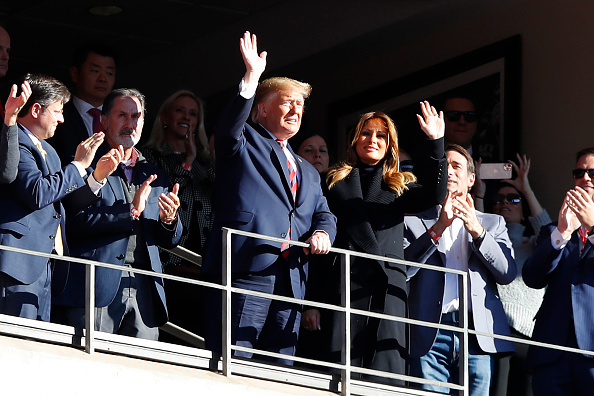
[258,102,267,118]
[101,114,108,130]
[70,66,79,84]
[30,103,42,119]
[468,172,476,188]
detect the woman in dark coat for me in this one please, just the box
[304,102,447,385]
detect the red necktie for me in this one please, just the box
[277,139,297,256]
[87,108,103,134]
[579,226,589,252]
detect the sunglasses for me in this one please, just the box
[572,168,594,179]
[444,111,477,123]
[493,193,522,205]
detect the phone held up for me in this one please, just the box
[480,163,512,179]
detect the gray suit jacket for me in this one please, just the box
[404,206,516,357]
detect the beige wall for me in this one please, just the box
[295,0,594,215]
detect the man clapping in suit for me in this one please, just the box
[202,32,336,364]
[53,88,182,340]
[404,144,516,395]
[0,74,120,322]
[523,147,594,395]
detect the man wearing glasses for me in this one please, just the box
[443,96,498,162]
[523,147,594,395]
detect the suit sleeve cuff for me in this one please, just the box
[239,78,258,99]
[550,227,569,250]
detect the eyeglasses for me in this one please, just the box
[493,193,522,205]
[444,111,477,123]
[400,160,414,173]
[572,168,594,179]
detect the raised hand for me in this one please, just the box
[433,191,456,235]
[93,144,124,182]
[452,193,484,239]
[74,132,105,168]
[503,153,531,193]
[5,81,32,126]
[133,174,157,214]
[558,192,581,239]
[416,101,444,140]
[159,183,180,224]
[566,186,594,231]
[240,31,267,85]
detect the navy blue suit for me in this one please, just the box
[202,89,336,361]
[0,126,88,321]
[53,153,182,329]
[523,223,594,395]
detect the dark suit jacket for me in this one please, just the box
[0,126,87,288]
[405,206,516,357]
[47,101,90,164]
[53,152,182,327]
[202,90,337,299]
[523,223,594,370]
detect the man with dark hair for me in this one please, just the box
[0,74,119,321]
[404,144,516,395]
[48,43,117,163]
[202,32,336,364]
[53,88,182,340]
[523,147,594,395]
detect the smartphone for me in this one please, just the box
[480,163,512,179]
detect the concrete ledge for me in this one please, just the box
[0,334,335,396]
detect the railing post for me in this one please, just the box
[458,272,469,396]
[341,252,351,396]
[85,261,95,354]
[222,227,232,376]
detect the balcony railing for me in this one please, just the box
[0,228,591,396]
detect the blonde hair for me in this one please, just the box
[326,112,416,196]
[251,77,312,123]
[144,90,210,162]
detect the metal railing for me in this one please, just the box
[0,229,593,396]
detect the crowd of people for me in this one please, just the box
[0,26,593,396]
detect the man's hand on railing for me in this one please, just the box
[304,231,331,255]
[301,309,321,331]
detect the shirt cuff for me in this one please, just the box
[239,78,258,99]
[86,172,106,195]
[550,227,569,250]
[71,161,87,178]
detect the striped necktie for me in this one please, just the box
[277,139,297,256]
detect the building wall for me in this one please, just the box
[286,0,594,215]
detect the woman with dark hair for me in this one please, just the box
[475,155,549,396]
[297,133,330,173]
[308,102,447,385]
[143,90,215,343]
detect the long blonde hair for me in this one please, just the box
[144,90,210,162]
[326,112,416,196]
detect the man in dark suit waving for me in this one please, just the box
[203,32,336,364]
[523,147,594,395]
